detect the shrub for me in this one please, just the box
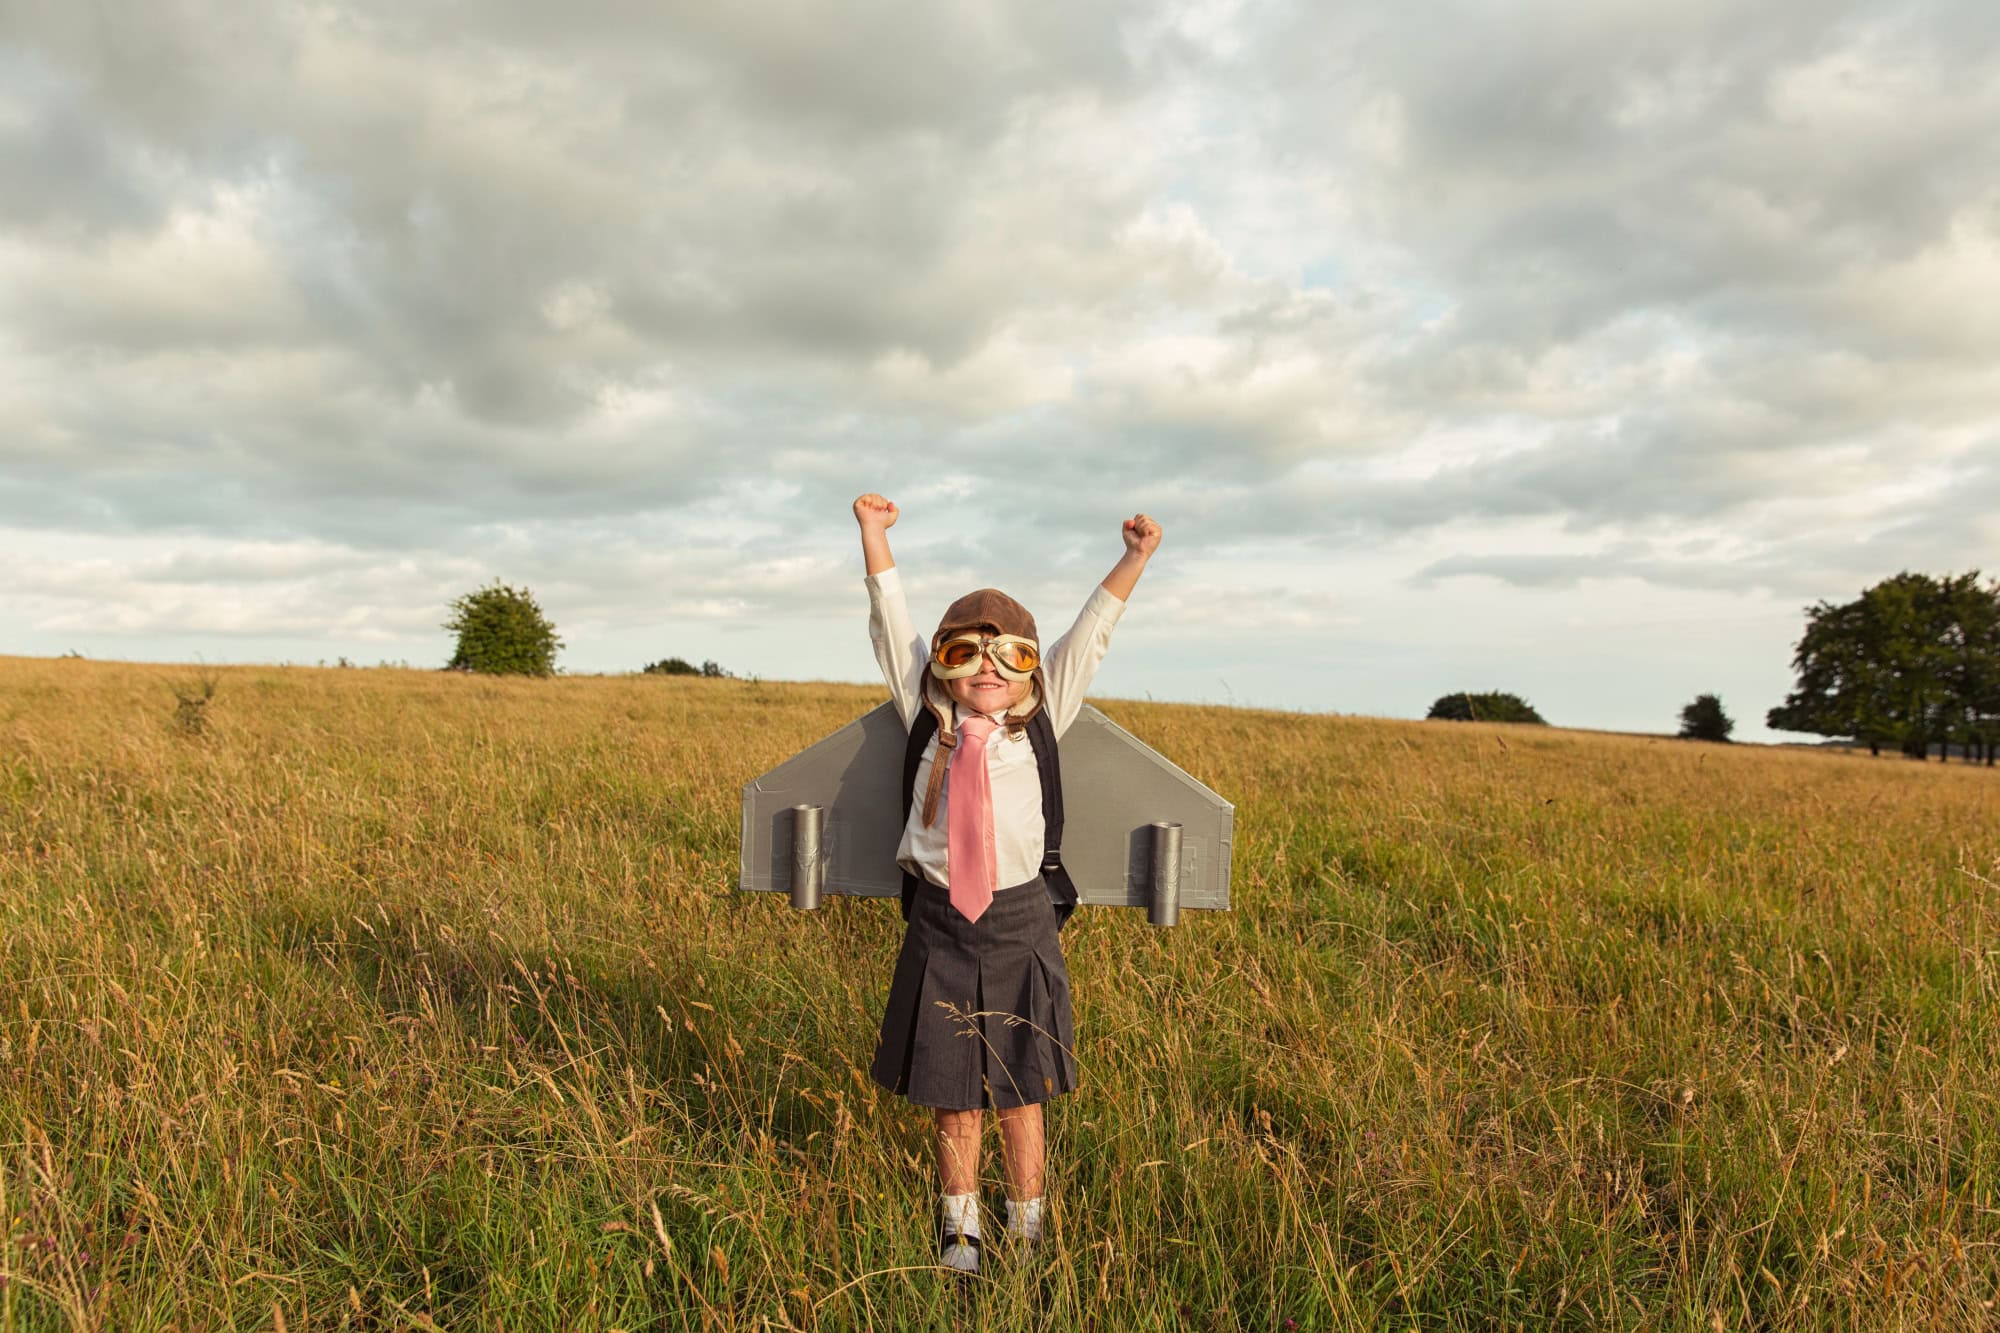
[172,673,218,736]
[1426,691,1547,725]
[643,657,700,676]
[1678,693,1735,742]
[643,657,732,679]
[444,582,563,676]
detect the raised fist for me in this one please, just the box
[1122,512,1162,556]
[853,493,900,530]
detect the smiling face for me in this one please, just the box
[944,660,1031,716]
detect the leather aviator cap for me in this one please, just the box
[932,587,1039,649]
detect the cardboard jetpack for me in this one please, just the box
[739,703,1231,925]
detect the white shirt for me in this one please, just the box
[866,565,1125,889]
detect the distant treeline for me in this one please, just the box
[416,573,1988,766]
[1424,573,1996,763]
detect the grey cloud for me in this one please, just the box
[1242,0,2000,446]
[443,0,1149,143]
[0,49,171,237]
[6,516,868,645]
[0,0,1210,554]
[1412,551,1809,597]
[2,0,1164,402]
[130,545,376,584]
[1408,446,1998,597]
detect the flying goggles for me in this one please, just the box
[929,633,1041,682]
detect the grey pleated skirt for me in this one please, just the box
[870,875,1078,1110]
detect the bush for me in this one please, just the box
[1426,691,1547,725]
[443,582,562,676]
[642,657,732,678]
[171,673,218,736]
[1678,693,1735,742]
[643,657,699,676]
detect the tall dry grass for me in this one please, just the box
[1,654,1995,1330]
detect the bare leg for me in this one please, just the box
[995,1103,1044,1200]
[934,1109,982,1196]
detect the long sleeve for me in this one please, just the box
[1037,585,1127,737]
[866,565,928,728]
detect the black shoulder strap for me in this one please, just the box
[1025,712,1077,924]
[899,707,940,921]
[901,706,939,823]
[1024,711,1063,847]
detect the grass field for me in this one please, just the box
[2,655,1997,1330]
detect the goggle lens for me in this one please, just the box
[936,639,985,670]
[993,640,1039,673]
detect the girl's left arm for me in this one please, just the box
[1099,513,1162,601]
[1041,514,1164,737]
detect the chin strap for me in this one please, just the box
[918,682,956,827]
[920,728,956,827]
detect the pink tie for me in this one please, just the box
[947,716,999,923]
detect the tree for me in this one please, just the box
[1426,691,1547,725]
[1767,571,2000,762]
[443,582,562,676]
[1938,573,2000,764]
[1766,595,1890,751]
[1677,693,1734,742]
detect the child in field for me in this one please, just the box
[852,491,1162,1274]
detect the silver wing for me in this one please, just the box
[738,702,1231,922]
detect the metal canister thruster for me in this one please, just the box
[1147,821,1182,927]
[789,803,825,910]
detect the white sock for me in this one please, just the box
[1004,1196,1043,1243]
[940,1193,980,1272]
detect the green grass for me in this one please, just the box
[1,655,1996,1330]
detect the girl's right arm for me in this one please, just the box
[856,493,926,728]
[855,492,897,575]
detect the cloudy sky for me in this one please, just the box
[4,0,1996,739]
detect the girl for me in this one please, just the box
[851,492,1162,1274]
